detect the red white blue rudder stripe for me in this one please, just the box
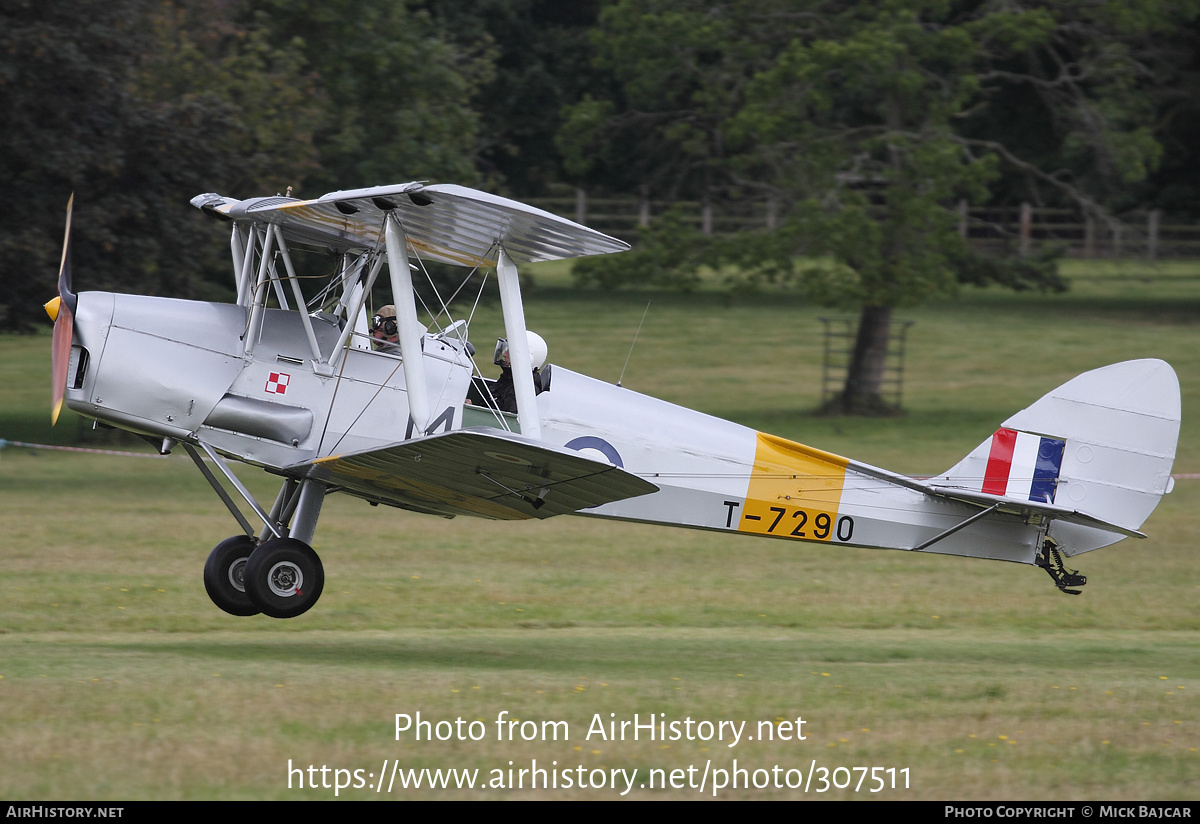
[982,428,1065,503]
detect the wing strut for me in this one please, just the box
[329,253,385,362]
[230,226,251,305]
[496,248,542,440]
[384,215,431,434]
[243,225,275,355]
[272,224,323,364]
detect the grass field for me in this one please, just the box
[1,259,1197,799]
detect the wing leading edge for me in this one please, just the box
[295,428,658,520]
[192,183,630,265]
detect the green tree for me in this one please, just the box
[137,0,324,197]
[0,0,497,331]
[421,0,609,195]
[730,2,1018,412]
[559,0,785,197]
[251,0,494,194]
[0,0,314,330]
[562,0,1195,413]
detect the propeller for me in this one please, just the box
[44,194,78,425]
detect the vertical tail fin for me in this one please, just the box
[934,359,1180,554]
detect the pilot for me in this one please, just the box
[490,331,548,413]
[370,305,400,352]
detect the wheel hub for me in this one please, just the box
[267,561,304,598]
[227,558,248,593]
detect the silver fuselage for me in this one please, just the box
[66,290,1094,566]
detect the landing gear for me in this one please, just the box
[1036,536,1087,595]
[185,453,329,617]
[203,535,326,618]
[243,537,325,619]
[203,535,261,616]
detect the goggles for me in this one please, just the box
[371,315,398,336]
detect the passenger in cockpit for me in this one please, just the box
[490,331,548,413]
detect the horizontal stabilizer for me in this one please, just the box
[924,485,1146,539]
[843,459,1145,542]
[297,428,658,520]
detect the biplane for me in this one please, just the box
[45,183,1180,618]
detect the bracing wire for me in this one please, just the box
[617,300,651,387]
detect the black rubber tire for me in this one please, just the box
[203,535,261,617]
[243,537,324,619]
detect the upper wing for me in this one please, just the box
[192,183,630,265]
[294,428,658,520]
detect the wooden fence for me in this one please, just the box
[527,190,1200,260]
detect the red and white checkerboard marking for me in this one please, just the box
[264,371,291,395]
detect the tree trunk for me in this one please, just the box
[837,304,894,415]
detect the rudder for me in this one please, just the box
[934,359,1180,555]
